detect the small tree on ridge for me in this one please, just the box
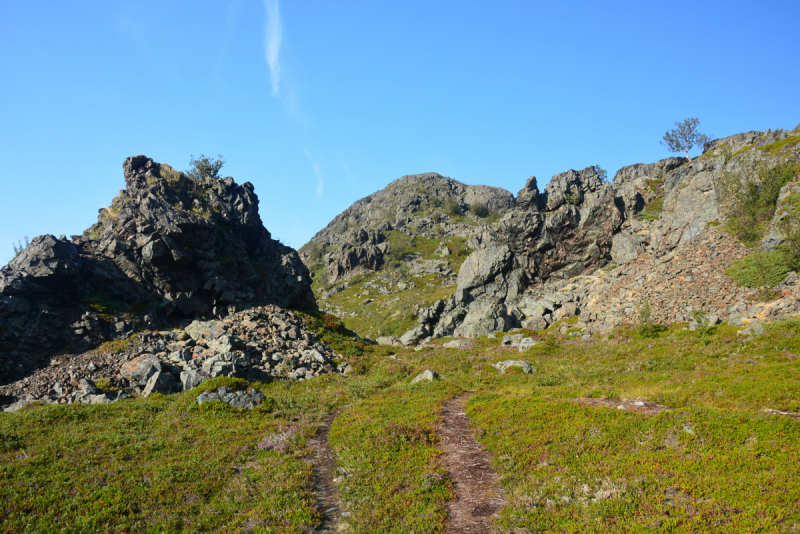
[187,154,226,181]
[660,118,711,161]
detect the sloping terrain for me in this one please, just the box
[2,310,799,532]
[300,173,517,339]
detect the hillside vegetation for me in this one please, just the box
[2,313,799,533]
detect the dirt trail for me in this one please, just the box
[309,412,345,533]
[438,395,506,533]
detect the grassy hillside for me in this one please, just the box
[2,315,799,533]
[312,233,472,339]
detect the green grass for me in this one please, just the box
[467,396,800,532]
[314,233,471,339]
[0,391,318,533]
[637,197,664,222]
[330,381,460,532]
[758,135,800,155]
[3,314,800,532]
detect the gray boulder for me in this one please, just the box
[142,371,178,397]
[492,360,535,374]
[411,369,438,383]
[517,337,538,352]
[120,354,162,387]
[180,369,207,391]
[185,320,227,342]
[400,325,429,346]
[0,155,318,378]
[376,335,402,346]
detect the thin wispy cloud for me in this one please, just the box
[305,149,324,197]
[263,0,282,94]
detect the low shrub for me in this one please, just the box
[442,197,461,216]
[718,161,796,246]
[725,250,791,289]
[469,202,489,218]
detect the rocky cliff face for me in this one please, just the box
[406,127,800,342]
[304,126,799,344]
[0,156,315,382]
[298,173,518,339]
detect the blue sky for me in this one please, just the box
[1,0,799,264]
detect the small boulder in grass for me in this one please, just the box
[492,360,535,375]
[411,369,438,383]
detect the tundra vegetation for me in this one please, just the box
[2,313,799,533]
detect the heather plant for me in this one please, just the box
[691,309,712,344]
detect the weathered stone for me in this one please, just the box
[376,336,402,346]
[120,354,161,387]
[180,369,206,391]
[411,369,438,383]
[400,325,429,346]
[442,338,473,349]
[142,371,177,397]
[185,320,226,342]
[79,378,97,395]
[0,155,318,370]
[517,337,538,352]
[492,360,535,374]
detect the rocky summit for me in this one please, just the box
[303,127,800,344]
[0,156,316,385]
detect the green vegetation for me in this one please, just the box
[186,154,226,181]
[725,250,791,289]
[3,314,800,532]
[442,197,460,216]
[330,382,460,532]
[637,196,664,221]
[718,161,796,246]
[386,231,413,262]
[565,188,580,206]
[468,201,489,218]
[468,395,799,532]
[758,134,800,155]
[11,236,29,258]
[661,117,711,161]
[312,233,471,339]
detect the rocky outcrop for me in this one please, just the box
[763,180,800,251]
[400,127,800,341]
[325,228,389,284]
[0,156,316,383]
[301,172,516,282]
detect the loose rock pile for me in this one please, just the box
[1,305,349,411]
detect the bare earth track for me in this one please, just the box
[309,412,345,533]
[438,395,507,533]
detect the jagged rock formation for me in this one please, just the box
[0,156,315,383]
[401,126,800,343]
[302,172,516,283]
